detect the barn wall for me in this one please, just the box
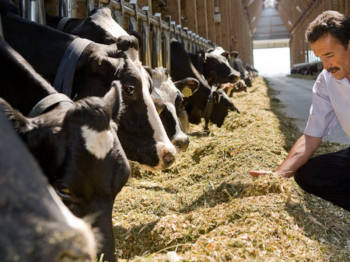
[41,0,254,67]
[151,0,254,66]
[279,0,350,67]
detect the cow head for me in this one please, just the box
[210,86,240,128]
[202,47,240,85]
[0,107,96,262]
[173,77,200,133]
[145,66,194,151]
[170,39,212,126]
[0,82,130,262]
[74,36,176,171]
[71,7,126,45]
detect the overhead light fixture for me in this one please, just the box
[251,16,256,23]
[296,6,302,13]
[288,20,293,27]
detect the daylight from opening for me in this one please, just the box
[253,47,291,76]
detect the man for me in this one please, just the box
[250,10,350,211]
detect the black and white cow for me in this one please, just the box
[46,6,127,45]
[189,46,240,86]
[208,85,240,129]
[170,39,239,132]
[0,38,129,262]
[170,39,212,126]
[146,67,200,151]
[0,106,97,262]
[0,7,176,170]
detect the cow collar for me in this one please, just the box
[53,38,92,98]
[28,93,74,118]
[201,91,214,119]
[57,17,72,31]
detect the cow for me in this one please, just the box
[0,7,176,171]
[46,6,128,45]
[145,67,200,151]
[0,38,129,262]
[170,39,239,132]
[221,80,247,97]
[46,7,191,150]
[189,46,240,86]
[170,39,212,126]
[208,85,240,129]
[0,106,97,262]
[172,77,200,133]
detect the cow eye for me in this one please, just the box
[123,85,135,95]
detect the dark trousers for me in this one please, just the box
[294,147,350,211]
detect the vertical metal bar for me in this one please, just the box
[26,0,46,25]
[59,0,77,18]
[153,13,163,68]
[59,0,68,17]
[87,0,95,15]
[18,0,26,18]
[162,30,171,72]
[141,6,151,67]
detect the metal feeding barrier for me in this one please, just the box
[19,0,214,71]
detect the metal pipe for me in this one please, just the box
[26,0,46,25]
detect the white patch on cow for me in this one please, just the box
[81,125,114,159]
[150,67,189,150]
[124,48,140,63]
[47,186,97,258]
[151,68,178,105]
[140,66,177,169]
[91,8,128,39]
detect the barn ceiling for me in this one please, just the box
[246,0,316,41]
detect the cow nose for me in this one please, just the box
[228,73,239,83]
[162,151,175,168]
[173,136,190,151]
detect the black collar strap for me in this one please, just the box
[57,17,72,31]
[201,91,214,119]
[53,37,92,98]
[28,93,74,118]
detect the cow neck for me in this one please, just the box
[53,37,92,98]
[28,93,74,118]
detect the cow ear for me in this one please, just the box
[0,98,32,133]
[143,66,153,77]
[151,89,165,114]
[230,104,240,113]
[174,77,199,98]
[54,180,80,204]
[127,30,143,50]
[221,51,229,59]
[103,80,123,120]
[207,71,217,85]
[200,50,206,63]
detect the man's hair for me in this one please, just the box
[305,10,350,48]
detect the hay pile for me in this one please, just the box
[112,76,350,261]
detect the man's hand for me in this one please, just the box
[249,170,293,178]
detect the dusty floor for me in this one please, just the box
[111,76,350,262]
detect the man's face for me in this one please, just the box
[311,33,350,80]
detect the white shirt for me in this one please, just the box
[304,69,350,138]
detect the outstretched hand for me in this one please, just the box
[249,170,275,177]
[249,170,293,178]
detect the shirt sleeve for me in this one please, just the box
[304,71,338,137]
